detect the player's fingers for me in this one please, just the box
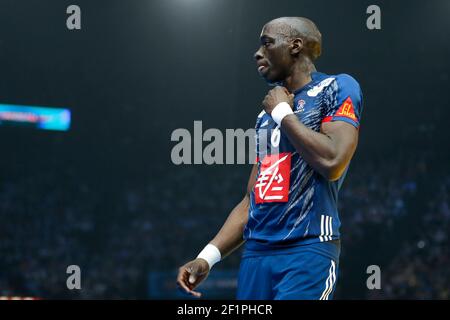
[177,275,202,298]
[177,268,193,293]
[187,265,200,284]
[189,290,202,298]
[176,277,190,293]
[188,273,197,284]
[177,281,190,294]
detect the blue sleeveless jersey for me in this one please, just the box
[244,72,363,257]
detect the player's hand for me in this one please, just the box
[177,258,210,298]
[262,86,294,115]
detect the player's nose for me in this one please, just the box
[254,47,264,61]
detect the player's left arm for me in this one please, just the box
[281,117,358,181]
[262,77,362,181]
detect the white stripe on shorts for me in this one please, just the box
[319,260,336,300]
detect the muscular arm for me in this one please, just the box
[177,164,258,297]
[209,162,258,258]
[262,86,359,181]
[281,115,359,181]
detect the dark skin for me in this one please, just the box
[177,163,257,297]
[177,19,359,297]
[257,21,358,181]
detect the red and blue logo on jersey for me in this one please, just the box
[255,153,291,204]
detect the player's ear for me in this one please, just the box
[290,38,304,55]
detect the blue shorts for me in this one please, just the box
[236,240,340,300]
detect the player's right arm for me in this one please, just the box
[176,163,258,298]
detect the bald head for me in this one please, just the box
[264,17,322,60]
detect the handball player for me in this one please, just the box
[177,17,363,300]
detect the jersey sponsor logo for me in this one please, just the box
[307,77,335,97]
[335,96,357,121]
[255,152,291,203]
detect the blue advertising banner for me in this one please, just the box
[0,104,71,131]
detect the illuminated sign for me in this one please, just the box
[0,104,71,131]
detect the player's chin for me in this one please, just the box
[261,69,282,84]
[260,72,274,83]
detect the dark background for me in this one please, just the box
[0,0,448,299]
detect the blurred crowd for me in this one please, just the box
[0,150,448,299]
[379,176,450,299]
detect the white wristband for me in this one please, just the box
[197,244,221,270]
[271,102,294,126]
